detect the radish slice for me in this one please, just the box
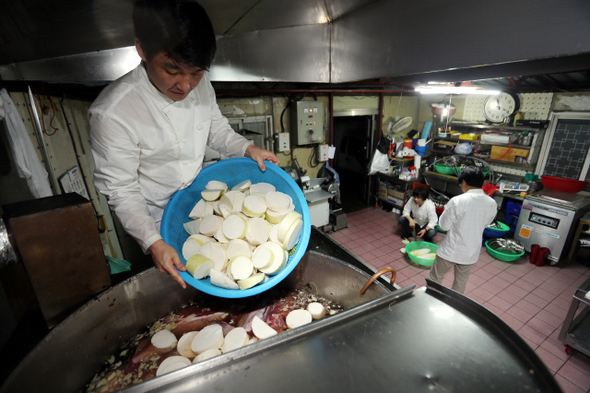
[250,182,276,198]
[277,211,302,242]
[282,219,303,251]
[237,272,265,290]
[191,324,224,355]
[242,195,267,218]
[210,268,239,290]
[232,192,245,213]
[183,219,201,235]
[205,180,228,192]
[307,302,326,320]
[214,227,229,244]
[156,355,191,377]
[198,242,227,272]
[231,179,252,192]
[177,331,199,358]
[286,309,313,329]
[199,215,224,236]
[182,236,203,261]
[258,242,286,275]
[226,239,252,260]
[265,206,294,224]
[222,214,248,240]
[221,327,249,353]
[265,191,293,212]
[189,199,208,219]
[251,245,274,269]
[251,316,278,339]
[249,337,259,344]
[246,217,270,246]
[151,329,177,353]
[193,348,221,363]
[229,256,254,280]
[220,191,238,210]
[201,189,224,202]
[186,254,214,279]
[269,224,280,243]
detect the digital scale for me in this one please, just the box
[514,190,590,264]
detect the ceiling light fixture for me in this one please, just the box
[415,86,500,95]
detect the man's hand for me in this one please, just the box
[245,145,280,171]
[408,218,415,229]
[418,229,426,237]
[149,239,187,289]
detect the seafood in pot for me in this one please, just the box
[85,287,342,393]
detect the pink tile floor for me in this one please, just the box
[328,207,590,393]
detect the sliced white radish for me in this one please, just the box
[229,256,254,280]
[258,242,286,275]
[265,205,294,224]
[156,355,191,377]
[252,245,274,269]
[237,272,266,290]
[249,337,259,344]
[151,329,177,353]
[183,219,201,235]
[220,191,238,210]
[188,199,208,219]
[193,348,221,363]
[246,217,270,246]
[232,179,252,192]
[242,195,267,218]
[186,254,214,279]
[277,211,302,242]
[198,242,227,272]
[232,192,245,213]
[199,215,224,236]
[265,191,293,212]
[205,180,228,192]
[182,236,203,261]
[286,309,313,329]
[282,219,303,251]
[307,302,326,320]
[222,214,248,240]
[226,239,252,260]
[201,189,224,202]
[210,268,239,290]
[251,316,278,339]
[214,227,229,244]
[269,224,280,243]
[177,331,199,358]
[250,182,276,198]
[191,324,224,355]
[221,327,249,353]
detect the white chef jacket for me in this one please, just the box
[402,198,438,230]
[89,64,252,252]
[437,189,497,265]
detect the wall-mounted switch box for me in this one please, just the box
[317,144,329,162]
[290,101,324,145]
[275,132,290,152]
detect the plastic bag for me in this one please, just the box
[369,150,390,175]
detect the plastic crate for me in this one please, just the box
[505,200,522,216]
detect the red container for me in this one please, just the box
[541,176,588,193]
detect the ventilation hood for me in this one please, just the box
[1,0,589,88]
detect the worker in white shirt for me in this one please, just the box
[89,0,279,288]
[399,187,438,242]
[428,167,497,293]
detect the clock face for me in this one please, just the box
[483,92,519,123]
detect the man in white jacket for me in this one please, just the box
[428,167,497,293]
[399,187,438,242]
[89,0,278,288]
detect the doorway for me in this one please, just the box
[332,114,378,213]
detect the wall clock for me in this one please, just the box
[483,92,520,123]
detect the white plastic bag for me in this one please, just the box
[369,150,390,175]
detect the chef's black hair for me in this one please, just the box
[133,0,216,70]
[412,187,429,200]
[457,166,485,188]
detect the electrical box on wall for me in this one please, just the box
[274,132,290,152]
[290,101,324,145]
[317,144,329,162]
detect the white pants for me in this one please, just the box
[428,255,472,294]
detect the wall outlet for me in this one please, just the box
[275,132,290,152]
[317,144,329,161]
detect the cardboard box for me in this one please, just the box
[490,146,529,163]
[388,188,405,200]
[387,195,404,207]
[378,184,388,200]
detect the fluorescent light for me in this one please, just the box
[415,86,500,95]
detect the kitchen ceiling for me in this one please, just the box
[0,0,589,92]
